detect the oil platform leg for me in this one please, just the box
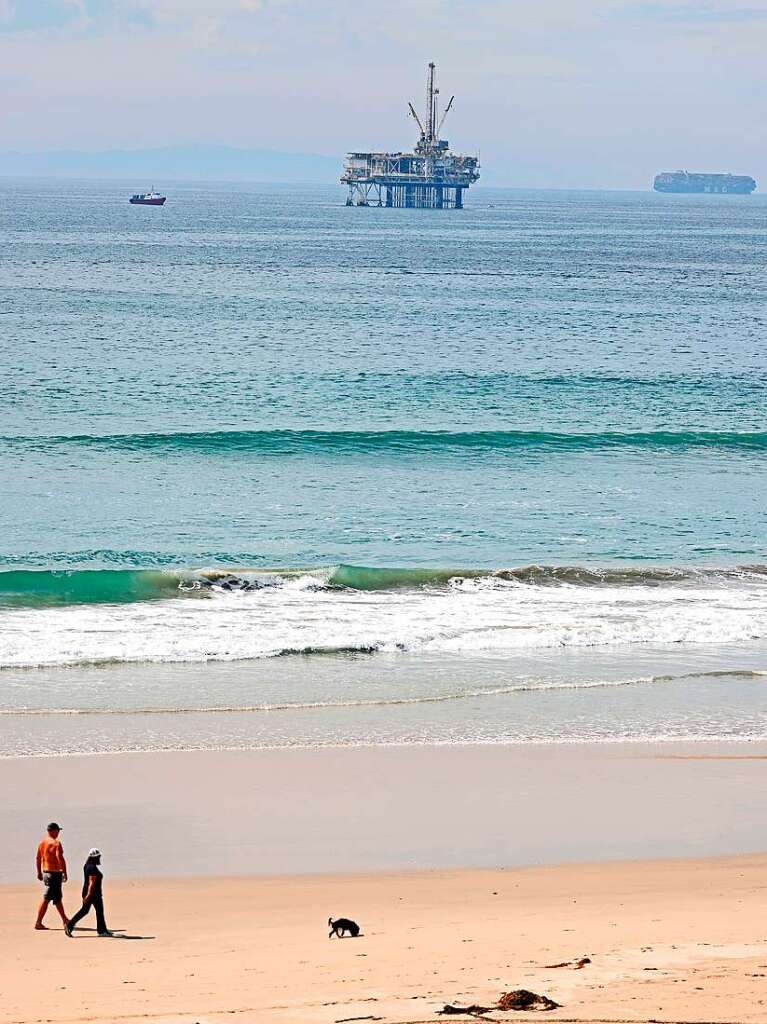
[455,188,463,209]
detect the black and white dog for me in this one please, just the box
[328,916,361,938]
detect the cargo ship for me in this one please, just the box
[129,188,166,206]
[654,171,756,194]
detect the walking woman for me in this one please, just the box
[65,849,112,937]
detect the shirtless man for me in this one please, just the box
[35,822,69,930]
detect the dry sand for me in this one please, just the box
[3,743,767,1023]
[4,856,767,1024]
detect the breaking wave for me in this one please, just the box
[2,559,767,669]
[3,561,767,608]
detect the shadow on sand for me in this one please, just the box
[70,927,155,940]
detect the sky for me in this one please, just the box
[1,0,765,188]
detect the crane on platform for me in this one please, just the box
[408,102,426,141]
[437,96,455,137]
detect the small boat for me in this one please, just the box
[129,188,166,206]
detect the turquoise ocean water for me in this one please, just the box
[1,178,766,754]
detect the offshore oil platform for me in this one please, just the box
[341,63,480,209]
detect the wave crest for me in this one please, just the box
[4,427,767,456]
[2,561,767,608]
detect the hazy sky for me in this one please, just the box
[1,0,765,187]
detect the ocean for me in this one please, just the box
[1,177,766,755]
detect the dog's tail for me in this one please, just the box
[328,917,334,927]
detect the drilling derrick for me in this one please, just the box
[341,62,480,209]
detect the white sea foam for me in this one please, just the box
[3,573,767,669]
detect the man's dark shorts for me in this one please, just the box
[42,871,63,902]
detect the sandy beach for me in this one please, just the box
[3,743,767,1023]
[4,854,767,1024]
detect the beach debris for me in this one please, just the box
[438,1006,495,1018]
[545,956,591,970]
[439,990,560,1016]
[497,990,561,1011]
[334,1016,383,1023]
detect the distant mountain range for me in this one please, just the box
[0,145,341,183]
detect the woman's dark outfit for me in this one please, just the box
[67,860,109,935]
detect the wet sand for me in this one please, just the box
[2,742,767,882]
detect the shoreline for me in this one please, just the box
[4,645,764,756]
[3,733,767,761]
